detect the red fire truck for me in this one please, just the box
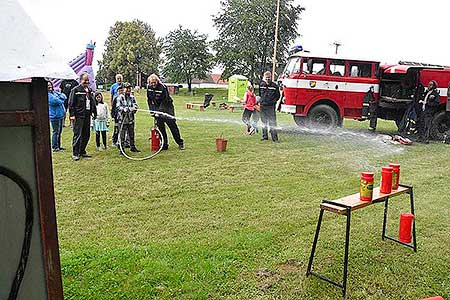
[280,51,450,139]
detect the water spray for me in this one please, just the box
[127,109,404,168]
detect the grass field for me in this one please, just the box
[53,88,450,299]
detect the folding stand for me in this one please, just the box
[306,184,416,298]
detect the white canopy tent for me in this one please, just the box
[0,0,76,81]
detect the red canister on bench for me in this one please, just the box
[360,172,374,201]
[399,213,414,243]
[389,163,400,190]
[380,166,393,194]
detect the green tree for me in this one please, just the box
[162,26,214,92]
[213,0,304,83]
[97,20,162,86]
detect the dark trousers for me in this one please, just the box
[112,121,119,144]
[242,109,253,132]
[368,105,378,131]
[50,118,63,150]
[96,131,107,148]
[418,113,433,142]
[72,112,91,156]
[156,117,183,148]
[113,121,130,145]
[260,105,278,141]
[119,123,135,148]
[252,110,260,132]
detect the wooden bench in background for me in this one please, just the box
[228,103,244,112]
[186,101,216,111]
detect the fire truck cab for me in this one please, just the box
[280,51,450,139]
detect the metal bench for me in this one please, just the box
[307,184,417,298]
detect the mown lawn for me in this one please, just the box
[53,88,450,299]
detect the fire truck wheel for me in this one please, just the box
[293,115,306,126]
[307,104,339,129]
[431,111,450,141]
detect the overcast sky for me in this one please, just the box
[17,0,450,73]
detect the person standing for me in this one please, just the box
[110,74,123,146]
[48,81,66,152]
[111,84,124,147]
[241,83,257,135]
[417,80,440,144]
[116,82,140,153]
[259,71,280,142]
[146,74,185,150]
[110,74,123,107]
[68,73,97,160]
[93,92,110,150]
[365,86,378,132]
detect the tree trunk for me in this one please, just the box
[187,77,192,92]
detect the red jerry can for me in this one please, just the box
[151,128,160,151]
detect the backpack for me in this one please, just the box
[61,79,78,97]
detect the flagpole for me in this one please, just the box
[272,0,281,81]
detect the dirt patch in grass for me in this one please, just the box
[256,268,282,291]
[278,258,304,273]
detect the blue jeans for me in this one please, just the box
[51,118,64,150]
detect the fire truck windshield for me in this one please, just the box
[283,57,301,75]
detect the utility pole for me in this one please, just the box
[135,52,142,88]
[332,41,342,55]
[272,0,281,81]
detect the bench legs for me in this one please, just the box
[307,207,352,298]
[381,185,417,252]
[306,209,324,276]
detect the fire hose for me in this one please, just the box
[0,166,33,300]
[117,108,165,161]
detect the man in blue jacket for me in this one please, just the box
[110,73,123,107]
[259,71,280,142]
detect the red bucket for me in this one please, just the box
[399,213,414,243]
[389,163,400,190]
[216,138,228,152]
[380,166,393,194]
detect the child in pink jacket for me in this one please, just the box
[242,83,257,135]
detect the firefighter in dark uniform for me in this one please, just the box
[259,71,280,142]
[417,80,440,144]
[68,73,97,160]
[365,86,378,132]
[146,74,185,150]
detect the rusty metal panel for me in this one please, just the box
[0,82,32,111]
[0,79,63,300]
